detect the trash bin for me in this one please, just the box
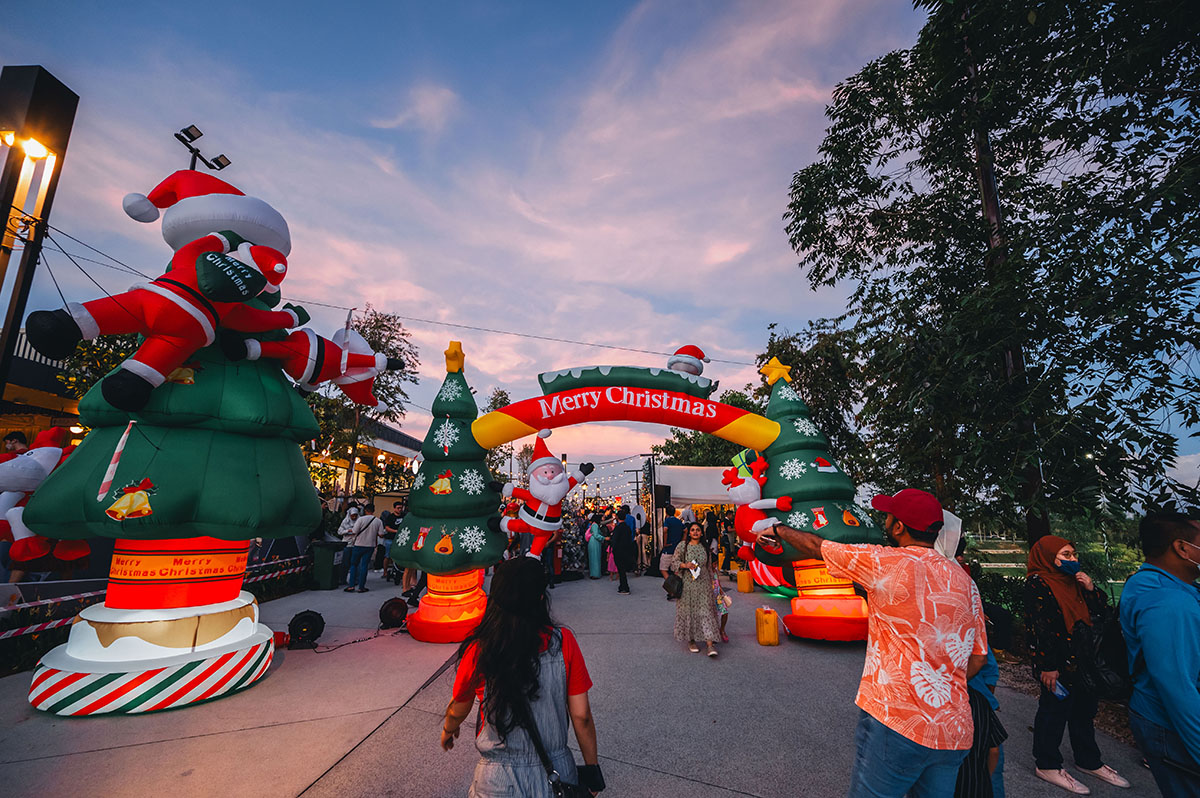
[311,541,348,590]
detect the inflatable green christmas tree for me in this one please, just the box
[26,319,321,541]
[391,342,504,575]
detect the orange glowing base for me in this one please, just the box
[406,569,487,644]
[781,560,868,642]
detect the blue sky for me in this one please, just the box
[6,2,1192,491]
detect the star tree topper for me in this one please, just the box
[759,356,792,385]
[445,341,465,373]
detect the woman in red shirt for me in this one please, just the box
[440,557,605,796]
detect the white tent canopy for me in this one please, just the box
[655,465,728,506]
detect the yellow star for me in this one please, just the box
[759,356,792,385]
[444,341,465,373]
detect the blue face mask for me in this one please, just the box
[1057,560,1081,576]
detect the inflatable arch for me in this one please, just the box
[467,360,873,643]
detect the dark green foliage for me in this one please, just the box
[784,0,1200,527]
[651,390,764,465]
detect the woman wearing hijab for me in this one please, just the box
[1024,535,1130,793]
[440,557,605,797]
[586,513,604,579]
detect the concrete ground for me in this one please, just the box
[0,568,1157,797]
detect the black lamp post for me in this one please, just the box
[174,124,230,171]
[0,65,78,395]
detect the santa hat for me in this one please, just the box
[666,345,710,373]
[123,170,291,255]
[528,429,560,472]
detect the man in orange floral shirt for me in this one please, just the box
[756,488,988,797]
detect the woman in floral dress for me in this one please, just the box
[672,522,721,657]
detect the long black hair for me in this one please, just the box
[683,521,716,566]
[457,557,554,740]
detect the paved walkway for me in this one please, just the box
[0,569,1156,796]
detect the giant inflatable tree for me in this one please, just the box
[22,308,321,715]
[392,342,503,643]
[749,360,884,640]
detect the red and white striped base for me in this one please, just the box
[29,631,274,716]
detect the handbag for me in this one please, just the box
[662,572,683,599]
[1070,610,1132,700]
[517,697,591,798]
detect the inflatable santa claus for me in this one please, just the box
[722,452,792,558]
[488,430,592,559]
[25,170,306,411]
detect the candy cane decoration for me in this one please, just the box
[97,420,135,502]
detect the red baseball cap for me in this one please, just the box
[871,489,943,532]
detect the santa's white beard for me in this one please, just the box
[529,471,570,505]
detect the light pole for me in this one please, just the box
[174,125,231,171]
[0,66,78,394]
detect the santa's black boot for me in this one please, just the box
[219,331,250,361]
[487,517,502,533]
[101,369,155,411]
[386,357,405,371]
[25,309,83,360]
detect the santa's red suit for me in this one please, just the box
[494,431,589,558]
[0,428,87,567]
[25,171,304,411]
[236,327,398,407]
[722,456,792,559]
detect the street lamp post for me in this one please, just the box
[0,65,78,394]
[174,125,231,172]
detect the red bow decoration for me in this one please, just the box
[721,466,745,488]
[122,478,155,494]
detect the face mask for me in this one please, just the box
[1056,560,1081,576]
[1180,540,1200,569]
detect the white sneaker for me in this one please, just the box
[1079,765,1131,788]
[1035,768,1090,794]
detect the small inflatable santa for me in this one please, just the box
[666,345,710,377]
[0,427,88,570]
[488,430,593,559]
[722,452,792,558]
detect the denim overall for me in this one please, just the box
[469,630,578,798]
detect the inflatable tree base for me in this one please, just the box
[781,560,868,642]
[28,537,274,716]
[406,570,486,644]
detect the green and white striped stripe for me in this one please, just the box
[29,638,273,716]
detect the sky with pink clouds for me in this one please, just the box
[6,2,1194,491]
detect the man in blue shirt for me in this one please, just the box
[1121,512,1200,797]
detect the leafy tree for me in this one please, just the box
[515,443,535,486]
[55,333,139,399]
[651,390,764,465]
[305,305,420,497]
[483,387,513,479]
[784,0,1200,537]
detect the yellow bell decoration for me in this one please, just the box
[105,478,156,521]
[428,469,453,495]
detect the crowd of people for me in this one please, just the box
[435,484,1198,798]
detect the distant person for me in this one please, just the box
[753,488,988,797]
[344,503,381,594]
[671,521,721,657]
[660,505,684,592]
[379,501,403,582]
[1025,535,1129,793]
[586,513,603,579]
[3,431,28,453]
[610,507,634,595]
[440,557,605,796]
[1121,512,1200,797]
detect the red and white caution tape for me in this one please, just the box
[0,616,75,640]
[244,565,310,584]
[97,420,135,502]
[3,590,106,613]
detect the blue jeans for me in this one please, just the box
[1131,709,1200,797]
[348,546,373,590]
[847,710,968,798]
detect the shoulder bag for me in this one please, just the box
[517,696,590,798]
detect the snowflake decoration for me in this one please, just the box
[396,526,412,545]
[459,525,486,554]
[779,458,808,480]
[793,418,821,437]
[787,511,811,529]
[777,383,802,403]
[459,468,486,496]
[433,419,459,452]
[412,471,425,490]
[437,379,463,403]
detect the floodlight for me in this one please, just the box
[179,125,202,142]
